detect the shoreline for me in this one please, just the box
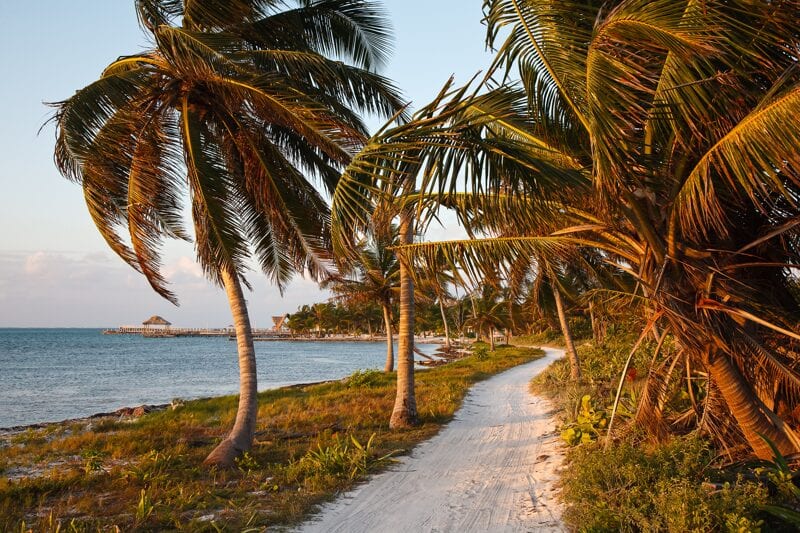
[250,336,446,344]
[0,349,455,434]
[0,337,456,432]
[0,403,171,437]
[0,345,545,529]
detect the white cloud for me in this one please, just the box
[0,250,330,327]
[163,256,204,281]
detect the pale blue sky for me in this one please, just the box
[0,1,493,327]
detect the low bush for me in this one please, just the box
[562,435,768,532]
[345,369,386,389]
[531,326,800,532]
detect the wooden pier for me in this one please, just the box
[102,327,286,338]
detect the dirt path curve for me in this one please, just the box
[296,347,566,533]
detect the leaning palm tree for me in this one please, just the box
[415,258,457,349]
[51,0,403,467]
[478,0,800,459]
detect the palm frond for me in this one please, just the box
[676,83,800,239]
[246,0,393,70]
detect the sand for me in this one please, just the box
[295,347,566,533]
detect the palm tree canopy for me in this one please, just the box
[52,0,405,303]
[324,223,400,306]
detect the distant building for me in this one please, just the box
[142,315,171,329]
[271,315,289,332]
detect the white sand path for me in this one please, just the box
[295,347,566,533]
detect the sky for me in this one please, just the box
[0,1,494,328]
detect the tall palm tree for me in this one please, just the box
[330,81,569,429]
[325,225,400,371]
[52,0,403,467]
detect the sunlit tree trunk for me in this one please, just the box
[382,302,394,372]
[204,267,258,467]
[390,214,418,428]
[439,298,451,349]
[553,283,581,380]
[489,325,495,351]
[710,353,798,460]
[589,300,601,343]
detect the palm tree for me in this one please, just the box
[416,258,457,348]
[466,286,509,351]
[389,212,418,427]
[310,302,333,337]
[329,82,567,429]
[478,0,800,458]
[325,225,400,371]
[52,0,403,467]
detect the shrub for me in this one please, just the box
[560,395,608,446]
[345,369,384,389]
[561,435,768,532]
[473,345,490,361]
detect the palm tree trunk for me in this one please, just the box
[489,326,495,351]
[438,298,451,349]
[390,215,418,428]
[204,267,258,467]
[589,300,600,343]
[709,354,798,459]
[382,302,394,372]
[553,283,581,380]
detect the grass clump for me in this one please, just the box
[0,344,541,531]
[287,432,395,491]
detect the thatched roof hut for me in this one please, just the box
[142,315,171,327]
[272,315,288,331]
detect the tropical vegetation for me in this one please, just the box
[42,0,800,527]
[332,0,800,460]
[532,324,800,531]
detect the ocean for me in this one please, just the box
[0,329,432,428]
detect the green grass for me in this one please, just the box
[0,345,542,531]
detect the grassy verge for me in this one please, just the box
[531,331,800,532]
[1,344,541,531]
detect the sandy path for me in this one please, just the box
[296,347,566,533]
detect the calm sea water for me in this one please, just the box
[0,329,432,428]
